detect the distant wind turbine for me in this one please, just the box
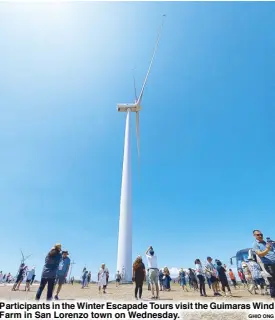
[15,249,32,277]
[20,249,32,264]
[69,260,76,281]
[116,15,166,282]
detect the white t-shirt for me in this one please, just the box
[26,270,35,281]
[195,264,204,276]
[146,254,158,269]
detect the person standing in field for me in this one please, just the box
[205,257,220,296]
[216,260,232,297]
[54,250,70,300]
[132,256,146,300]
[30,271,36,285]
[205,271,212,290]
[115,271,121,287]
[145,246,159,299]
[194,259,206,297]
[163,267,171,291]
[6,273,11,283]
[12,264,27,291]
[81,268,88,288]
[228,269,238,289]
[158,269,164,291]
[98,264,108,294]
[188,268,198,291]
[35,244,62,300]
[25,267,36,291]
[247,257,268,295]
[238,268,247,287]
[87,272,91,287]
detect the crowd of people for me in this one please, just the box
[130,247,234,300]
[81,268,92,289]
[0,272,14,284]
[130,230,275,300]
[0,266,36,291]
[2,229,274,301]
[12,264,36,292]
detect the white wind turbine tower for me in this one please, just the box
[116,15,166,282]
[20,249,32,265]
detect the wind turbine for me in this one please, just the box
[15,249,32,277]
[69,260,76,282]
[116,15,166,283]
[20,249,32,264]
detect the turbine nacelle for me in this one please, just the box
[117,103,141,113]
[117,14,165,176]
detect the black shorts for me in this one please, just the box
[26,279,31,283]
[210,276,218,284]
[220,278,229,286]
[254,278,265,286]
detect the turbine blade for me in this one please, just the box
[25,254,32,261]
[136,111,140,175]
[137,15,166,105]
[20,249,24,261]
[132,69,138,102]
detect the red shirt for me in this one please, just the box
[238,271,244,280]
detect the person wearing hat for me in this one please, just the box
[54,250,70,300]
[35,243,62,300]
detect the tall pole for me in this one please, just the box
[69,260,75,282]
[117,109,132,283]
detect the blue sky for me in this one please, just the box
[0,1,275,280]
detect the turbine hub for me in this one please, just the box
[117,105,141,112]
